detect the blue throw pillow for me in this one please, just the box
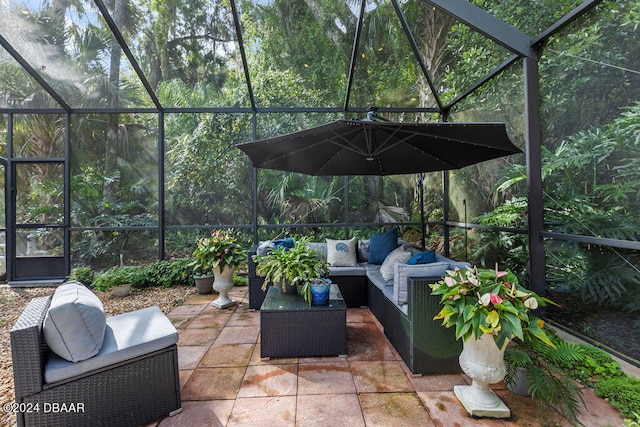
[406,250,436,265]
[368,228,398,264]
[272,238,294,250]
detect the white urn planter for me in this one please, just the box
[454,333,511,418]
[211,266,237,308]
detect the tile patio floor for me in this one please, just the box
[150,287,624,427]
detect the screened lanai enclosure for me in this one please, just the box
[1,0,639,362]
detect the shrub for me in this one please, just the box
[595,376,640,419]
[93,266,145,291]
[142,259,192,288]
[233,274,248,287]
[554,344,625,385]
[69,266,93,286]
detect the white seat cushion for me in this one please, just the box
[45,306,178,383]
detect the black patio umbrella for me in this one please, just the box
[237,118,521,247]
[237,119,521,176]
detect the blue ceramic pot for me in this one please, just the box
[310,279,331,305]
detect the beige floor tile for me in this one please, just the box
[228,396,296,426]
[179,369,194,391]
[237,364,299,397]
[183,294,216,305]
[296,393,365,427]
[346,322,396,361]
[181,367,247,400]
[409,373,468,392]
[346,308,376,323]
[249,344,298,365]
[166,315,193,329]
[216,325,260,344]
[359,392,435,426]
[227,309,261,326]
[168,303,209,316]
[177,345,209,370]
[157,400,233,426]
[201,302,237,314]
[417,391,503,426]
[178,326,222,346]
[201,343,255,367]
[350,360,413,393]
[188,312,233,329]
[297,361,356,395]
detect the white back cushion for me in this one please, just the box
[43,281,106,362]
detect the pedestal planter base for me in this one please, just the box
[456,333,511,418]
[211,266,237,309]
[211,295,236,309]
[454,385,510,418]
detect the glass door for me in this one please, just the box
[12,160,66,280]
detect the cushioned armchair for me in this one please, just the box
[10,282,181,427]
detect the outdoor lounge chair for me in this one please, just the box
[10,282,181,427]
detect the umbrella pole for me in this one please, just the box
[419,173,425,249]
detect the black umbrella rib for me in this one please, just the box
[327,130,370,157]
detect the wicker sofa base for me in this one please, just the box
[11,296,182,427]
[368,277,462,375]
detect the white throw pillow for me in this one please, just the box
[326,238,357,267]
[43,281,107,362]
[380,246,412,281]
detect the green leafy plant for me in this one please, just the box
[68,266,93,286]
[253,238,329,295]
[93,266,144,291]
[430,265,556,349]
[624,412,640,426]
[233,274,248,287]
[595,376,640,419]
[142,259,194,288]
[554,344,626,385]
[190,229,246,276]
[505,330,586,423]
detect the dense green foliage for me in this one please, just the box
[92,259,194,291]
[596,376,640,419]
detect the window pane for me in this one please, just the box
[70,113,158,227]
[165,113,253,226]
[12,114,64,158]
[15,163,63,224]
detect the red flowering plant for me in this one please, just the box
[430,265,557,350]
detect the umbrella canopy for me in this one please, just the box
[237,120,521,176]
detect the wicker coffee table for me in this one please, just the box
[260,286,347,358]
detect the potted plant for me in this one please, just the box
[191,230,246,303]
[253,237,329,297]
[430,265,556,418]
[300,278,332,306]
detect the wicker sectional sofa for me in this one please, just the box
[248,234,470,375]
[10,283,182,427]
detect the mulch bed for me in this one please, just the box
[545,292,640,364]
